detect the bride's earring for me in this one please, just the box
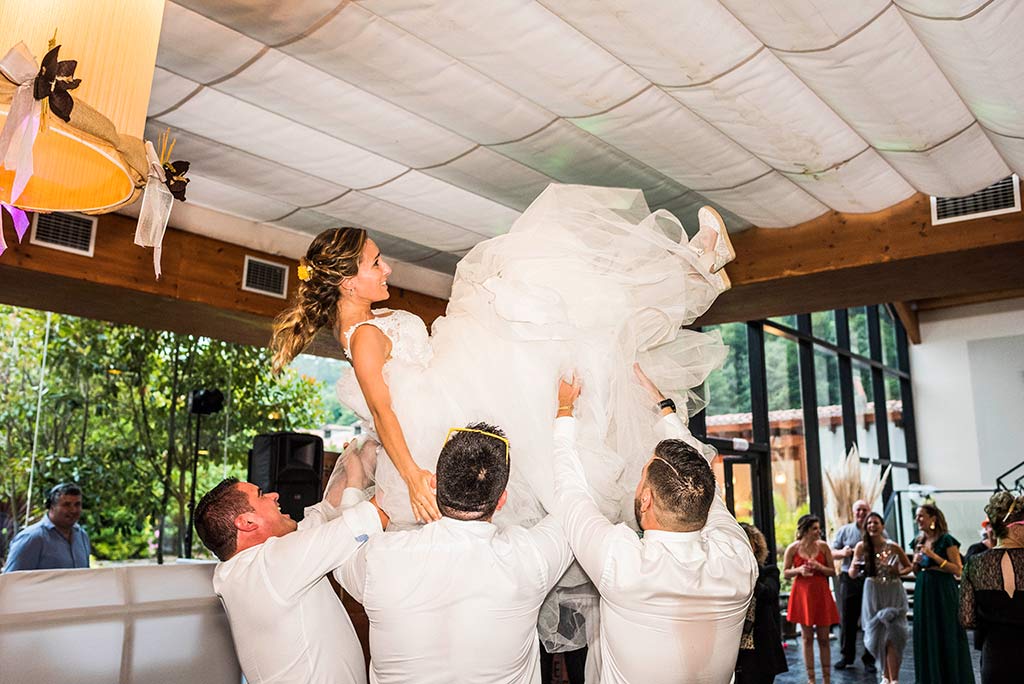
[930,522,936,530]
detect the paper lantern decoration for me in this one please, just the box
[0,0,165,214]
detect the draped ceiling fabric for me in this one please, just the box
[143,0,1023,298]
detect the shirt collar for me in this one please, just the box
[643,528,704,543]
[438,516,496,536]
[39,515,79,532]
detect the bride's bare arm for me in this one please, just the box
[349,325,441,523]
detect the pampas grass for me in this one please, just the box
[824,444,891,537]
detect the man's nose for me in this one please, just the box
[270,492,280,502]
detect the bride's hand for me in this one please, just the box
[557,373,582,415]
[633,363,666,403]
[404,467,441,523]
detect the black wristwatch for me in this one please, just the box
[657,398,676,412]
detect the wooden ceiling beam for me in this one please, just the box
[891,302,921,344]
[0,212,447,358]
[697,193,1024,325]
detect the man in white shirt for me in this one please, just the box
[553,367,757,684]
[194,463,384,684]
[336,422,574,684]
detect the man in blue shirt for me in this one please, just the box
[3,483,91,572]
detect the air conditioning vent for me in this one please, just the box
[30,212,97,256]
[931,174,1020,225]
[242,255,289,299]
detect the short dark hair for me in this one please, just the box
[646,439,715,529]
[435,422,510,521]
[194,478,253,561]
[46,483,82,508]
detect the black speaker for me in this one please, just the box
[248,432,324,522]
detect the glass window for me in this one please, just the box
[711,456,754,524]
[705,323,753,442]
[884,375,908,464]
[814,350,846,472]
[853,362,880,463]
[768,314,797,329]
[765,332,809,566]
[891,464,911,492]
[848,306,871,357]
[879,306,898,369]
[811,310,837,345]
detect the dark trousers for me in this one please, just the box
[836,572,874,665]
[540,643,587,684]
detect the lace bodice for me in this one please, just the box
[335,309,432,426]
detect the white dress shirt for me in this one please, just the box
[553,414,757,684]
[336,513,573,684]
[214,492,383,684]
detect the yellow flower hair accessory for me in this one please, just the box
[297,260,313,282]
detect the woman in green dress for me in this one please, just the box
[911,504,974,684]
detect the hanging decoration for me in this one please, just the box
[0,202,29,256]
[135,128,191,279]
[0,0,164,215]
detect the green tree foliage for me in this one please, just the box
[0,305,327,562]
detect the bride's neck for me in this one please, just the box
[337,297,374,330]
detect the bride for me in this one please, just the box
[269,183,735,642]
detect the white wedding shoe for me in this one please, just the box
[689,205,735,273]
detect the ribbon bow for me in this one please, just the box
[33,44,80,123]
[0,42,47,204]
[134,130,191,278]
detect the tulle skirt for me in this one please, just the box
[371,184,730,649]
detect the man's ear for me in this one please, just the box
[639,487,653,514]
[234,512,258,533]
[494,490,509,512]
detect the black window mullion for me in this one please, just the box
[835,309,858,453]
[797,314,825,520]
[867,306,893,501]
[747,322,776,560]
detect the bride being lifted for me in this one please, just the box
[269,184,735,532]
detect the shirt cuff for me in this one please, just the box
[344,500,384,540]
[341,487,368,509]
[654,411,686,439]
[554,415,576,440]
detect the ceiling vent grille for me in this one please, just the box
[242,255,289,299]
[30,212,97,257]
[931,174,1020,225]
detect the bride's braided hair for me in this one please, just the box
[270,227,367,374]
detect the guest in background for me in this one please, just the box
[784,514,840,684]
[736,522,788,684]
[912,503,974,684]
[850,512,912,684]
[831,499,876,672]
[965,519,996,560]
[960,491,1024,684]
[3,483,90,573]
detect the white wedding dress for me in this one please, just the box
[336,184,730,650]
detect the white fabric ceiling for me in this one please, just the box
[143,0,1023,297]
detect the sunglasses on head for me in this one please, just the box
[444,427,510,466]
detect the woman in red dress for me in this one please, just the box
[784,514,840,684]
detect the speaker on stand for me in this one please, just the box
[248,432,324,521]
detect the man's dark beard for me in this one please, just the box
[634,497,644,530]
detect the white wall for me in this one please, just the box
[911,297,1024,489]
